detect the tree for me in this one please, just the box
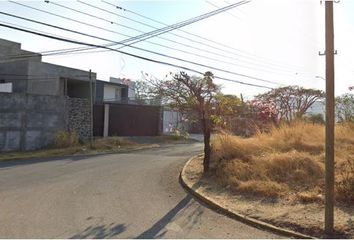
[248,99,279,125]
[134,80,151,101]
[151,71,220,173]
[303,113,325,125]
[336,93,354,122]
[134,78,162,105]
[211,94,242,129]
[255,86,325,122]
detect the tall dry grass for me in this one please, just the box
[54,130,80,148]
[211,121,354,202]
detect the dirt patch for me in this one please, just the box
[183,156,354,239]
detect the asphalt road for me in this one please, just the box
[0,143,281,238]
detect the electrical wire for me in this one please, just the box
[0,18,281,86]
[2,4,308,77]
[42,0,251,47]
[76,0,310,74]
[9,0,278,70]
[9,0,305,75]
[79,0,314,76]
[0,22,274,89]
[102,0,314,74]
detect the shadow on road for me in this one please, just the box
[136,195,193,239]
[136,176,206,240]
[70,222,127,239]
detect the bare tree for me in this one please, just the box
[256,86,325,122]
[151,71,220,173]
[336,93,354,122]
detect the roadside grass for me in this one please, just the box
[0,133,197,162]
[211,121,354,203]
[0,137,155,162]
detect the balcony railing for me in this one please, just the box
[103,97,161,106]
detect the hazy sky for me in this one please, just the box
[1,0,353,98]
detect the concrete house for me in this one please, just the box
[0,38,98,151]
[0,39,97,97]
[0,38,161,152]
[95,77,136,104]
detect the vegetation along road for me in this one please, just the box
[0,143,282,238]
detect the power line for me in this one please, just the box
[0,12,298,78]
[42,0,251,47]
[9,0,282,72]
[206,0,242,21]
[102,0,314,74]
[5,2,311,77]
[102,0,308,74]
[0,15,281,86]
[43,0,313,76]
[0,22,273,89]
[48,0,286,73]
[79,0,309,76]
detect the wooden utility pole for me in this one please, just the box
[324,0,335,235]
[89,69,93,148]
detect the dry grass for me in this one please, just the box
[211,121,354,203]
[92,137,135,150]
[0,137,145,162]
[54,130,80,148]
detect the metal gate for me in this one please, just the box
[108,104,162,136]
[93,103,162,136]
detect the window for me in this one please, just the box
[115,88,121,100]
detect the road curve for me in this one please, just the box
[0,143,281,238]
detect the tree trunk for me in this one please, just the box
[199,100,211,173]
[203,128,211,173]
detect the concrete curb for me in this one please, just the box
[180,156,315,239]
[0,144,159,163]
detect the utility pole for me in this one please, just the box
[89,69,93,148]
[324,0,335,235]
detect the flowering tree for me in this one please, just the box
[150,71,220,173]
[248,100,279,125]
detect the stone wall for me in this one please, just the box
[67,97,91,139]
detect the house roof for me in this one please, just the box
[96,79,128,88]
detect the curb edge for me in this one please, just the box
[179,155,315,239]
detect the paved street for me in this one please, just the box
[0,143,281,238]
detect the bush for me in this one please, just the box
[211,122,354,203]
[335,158,354,202]
[303,113,325,124]
[54,130,79,148]
[264,151,324,187]
[237,180,289,198]
[171,128,189,140]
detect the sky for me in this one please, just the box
[0,0,353,99]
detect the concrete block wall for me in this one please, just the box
[0,92,67,151]
[0,93,93,152]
